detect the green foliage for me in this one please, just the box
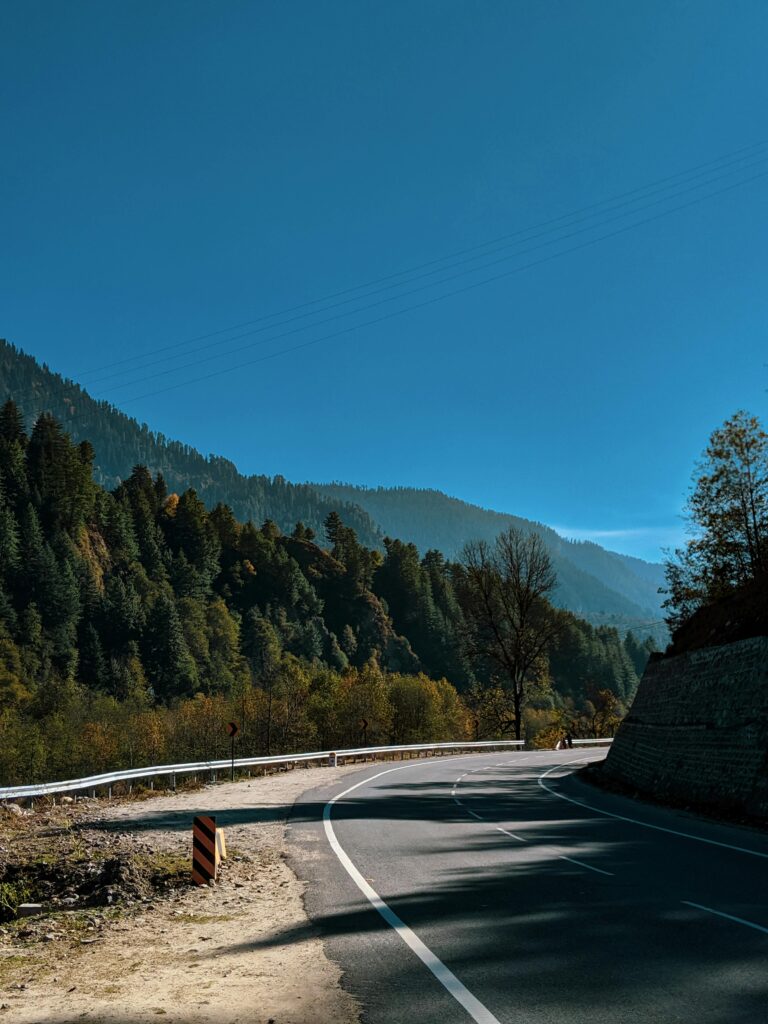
[0,341,382,547]
[0,879,32,923]
[0,404,639,784]
[314,481,666,623]
[664,410,768,629]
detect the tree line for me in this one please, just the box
[0,400,655,784]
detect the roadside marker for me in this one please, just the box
[192,815,219,885]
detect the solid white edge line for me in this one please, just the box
[324,758,504,1024]
[681,900,768,935]
[538,760,768,860]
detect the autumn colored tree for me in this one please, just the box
[664,411,768,628]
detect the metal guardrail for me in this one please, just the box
[0,740,527,801]
[0,737,613,802]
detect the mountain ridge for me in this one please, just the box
[311,483,666,629]
[0,338,665,635]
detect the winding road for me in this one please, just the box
[288,750,767,1024]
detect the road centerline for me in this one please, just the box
[454,755,615,876]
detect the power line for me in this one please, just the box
[95,156,768,399]
[68,139,765,384]
[113,164,768,406]
[81,145,768,392]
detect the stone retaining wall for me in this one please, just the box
[600,636,768,819]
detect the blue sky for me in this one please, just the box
[2,2,767,563]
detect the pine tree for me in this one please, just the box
[0,399,26,446]
[142,594,198,700]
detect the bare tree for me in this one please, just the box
[457,528,560,740]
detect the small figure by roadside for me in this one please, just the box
[555,731,574,750]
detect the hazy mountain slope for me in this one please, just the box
[0,339,383,547]
[312,483,665,622]
[1,339,663,631]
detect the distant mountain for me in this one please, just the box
[311,484,667,634]
[0,339,383,547]
[0,339,665,637]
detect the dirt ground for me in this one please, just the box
[1,763,365,1024]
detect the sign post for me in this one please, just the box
[226,721,239,781]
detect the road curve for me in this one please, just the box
[287,750,767,1024]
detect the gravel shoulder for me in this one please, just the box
[1,764,365,1024]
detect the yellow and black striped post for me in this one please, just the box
[192,815,219,885]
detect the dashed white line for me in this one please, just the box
[455,757,613,877]
[324,759,503,1024]
[681,901,768,935]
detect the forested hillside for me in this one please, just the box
[313,483,666,629]
[0,402,653,785]
[0,339,383,547]
[1,340,666,637]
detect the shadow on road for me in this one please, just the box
[65,758,768,1024]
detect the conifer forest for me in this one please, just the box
[0,398,655,785]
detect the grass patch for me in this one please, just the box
[0,952,40,985]
[135,850,190,883]
[0,879,32,922]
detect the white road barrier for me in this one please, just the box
[0,740,527,801]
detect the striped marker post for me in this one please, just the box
[192,815,219,885]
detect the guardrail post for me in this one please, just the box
[171,773,176,792]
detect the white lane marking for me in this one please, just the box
[539,761,768,861]
[456,757,613,876]
[681,900,768,935]
[324,761,503,1024]
[558,855,614,876]
[496,826,526,842]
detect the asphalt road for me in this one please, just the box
[286,750,768,1024]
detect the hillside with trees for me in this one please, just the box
[312,483,666,630]
[0,339,384,548]
[2,339,665,636]
[0,402,654,785]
